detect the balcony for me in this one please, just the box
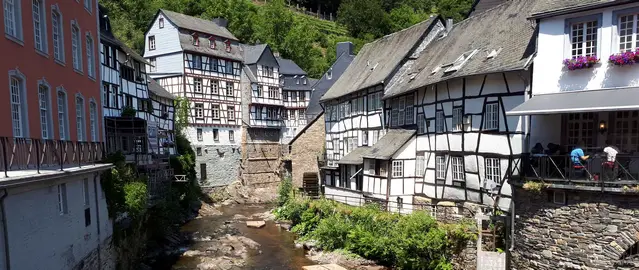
[251,96,284,106]
[283,100,309,108]
[249,118,284,128]
[521,153,639,192]
[0,137,105,177]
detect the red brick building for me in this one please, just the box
[0,0,101,142]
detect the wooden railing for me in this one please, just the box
[0,137,105,177]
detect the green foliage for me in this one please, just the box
[523,181,546,193]
[277,175,294,207]
[100,152,149,218]
[121,106,137,117]
[275,196,477,269]
[124,181,148,218]
[174,97,191,134]
[337,0,390,39]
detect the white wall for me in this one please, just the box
[144,13,181,58]
[150,53,184,75]
[534,2,639,94]
[187,126,242,146]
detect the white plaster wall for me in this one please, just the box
[144,13,181,58]
[187,126,242,146]
[534,2,639,94]
[150,53,184,75]
[324,186,364,206]
[3,172,112,270]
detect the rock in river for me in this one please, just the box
[246,220,266,228]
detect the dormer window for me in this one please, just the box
[327,68,332,80]
[159,18,164,29]
[209,37,216,49]
[295,75,299,84]
[303,77,307,85]
[225,40,231,52]
[192,33,199,46]
[444,49,478,73]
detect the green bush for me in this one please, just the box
[311,214,351,250]
[124,182,147,218]
[277,176,293,207]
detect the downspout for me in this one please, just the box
[93,172,102,270]
[509,199,515,252]
[0,189,10,270]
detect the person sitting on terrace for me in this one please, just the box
[571,142,590,166]
[602,140,619,181]
[603,140,619,163]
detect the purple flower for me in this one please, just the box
[609,51,637,66]
[563,56,600,71]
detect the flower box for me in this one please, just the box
[563,56,600,71]
[608,50,639,66]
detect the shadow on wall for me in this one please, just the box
[601,65,639,89]
[557,66,598,92]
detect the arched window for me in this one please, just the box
[9,73,27,137]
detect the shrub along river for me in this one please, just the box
[152,204,315,270]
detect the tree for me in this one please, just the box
[388,5,432,32]
[337,0,390,39]
[255,0,295,51]
[434,0,473,23]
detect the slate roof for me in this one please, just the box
[242,44,269,65]
[160,9,237,41]
[243,66,257,82]
[178,32,243,61]
[338,146,372,165]
[469,0,508,17]
[148,79,175,100]
[320,17,438,102]
[363,129,415,160]
[384,0,537,98]
[276,57,307,75]
[530,0,633,19]
[306,51,355,121]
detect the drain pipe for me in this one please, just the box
[0,189,10,270]
[509,199,515,252]
[93,172,102,270]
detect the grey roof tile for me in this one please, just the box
[276,57,306,75]
[243,66,257,82]
[161,9,237,41]
[530,0,630,18]
[364,129,415,160]
[469,0,508,16]
[148,79,175,100]
[242,44,268,65]
[320,17,438,102]
[307,52,355,121]
[338,146,372,165]
[179,32,243,61]
[385,0,537,98]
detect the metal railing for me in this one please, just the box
[0,137,105,177]
[522,153,639,187]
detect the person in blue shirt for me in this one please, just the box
[570,141,590,178]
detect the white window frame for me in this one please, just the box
[194,103,204,119]
[415,154,425,177]
[149,57,157,72]
[148,35,156,50]
[38,82,52,139]
[568,17,599,58]
[83,0,91,13]
[436,156,446,180]
[452,107,463,131]
[71,21,82,71]
[57,88,68,140]
[226,83,234,97]
[58,183,68,215]
[451,156,465,182]
[4,0,23,41]
[436,110,445,133]
[51,7,64,62]
[86,33,95,78]
[398,98,406,126]
[213,129,219,141]
[89,101,97,141]
[417,114,425,133]
[228,106,235,120]
[229,130,234,141]
[485,158,501,183]
[158,17,164,28]
[76,96,85,141]
[32,0,47,53]
[484,103,499,130]
[212,104,220,119]
[392,160,404,177]
[196,128,203,141]
[10,74,27,138]
[553,191,566,205]
[194,77,202,93]
[211,80,219,94]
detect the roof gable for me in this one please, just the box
[158,9,237,41]
[530,0,633,19]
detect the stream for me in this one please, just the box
[155,204,315,270]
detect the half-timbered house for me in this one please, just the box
[144,10,243,186]
[277,57,314,143]
[148,79,176,156]
[384,0,536,213]
[319,17,445,205]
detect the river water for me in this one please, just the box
[163,204,315,270]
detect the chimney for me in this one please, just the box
[273,51,280,58]
[212,17,229,28]
[446,18,454,33]
[336,41,354,56]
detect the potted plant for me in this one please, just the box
[563,55,600,70]
[608,50,639,66]
[121,106,136,117]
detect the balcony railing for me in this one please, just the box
[0,137,105,177]
[521,153,639,190]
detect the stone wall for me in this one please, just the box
[290,114,325,188]
[76,237,116,270]
[512,188,639,270]
[240,129,285,187]
[194,144,242,187]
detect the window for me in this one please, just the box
[436,156,446,180]
[196,147,202,156]
[83,0,91,12]
[10,76,25,137]
[194,103,204,119]
[618,14,639,52]
[158,18,164,28]
[125,95,133,107]
[200,163,207,180]
[484,103,499,130]
[192,55,202,69]
[57,91,68,139]
[566,112,595,147]
[405,97,414,125]
[367,160,375,174]
[83,178,90,206]
[327,68,332,80]
[52,9,63,61]
[89,101,97,141]
[229,130,234,141]
[76,96,85,141]
[552,190,566,205]
[210,80,219,94]
[71,23,82,71]
[228,106,235,120]
[452,107,463,131]
[379,161,387,176]
[268,87,279,99]
[212,104,220,119]
[485,158,501,183]
[392,161,404,177]
[417,115,425,133]
[86,34,95,78]
[196,128,203,141]
[33,0,46,52]
[436,111,445,133]
[226,83,234,97]
[362,131,368,146]
[213,129,219,141]
[209,38,215,49]
[225,40,231,52]
[415,154,425,177]
[110,85,118,108]
[38,84,51,139]
[194,77,202,93]
[570,19,598,58]
[371,130,379,145]
[4,0,21,39]
[148,35,156,50]
[398,98,405,126]
[149,57,157,72]
[451,156,465,183]
[57,183,67,215]
[613,111,639,152]
[262,66,274,78]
